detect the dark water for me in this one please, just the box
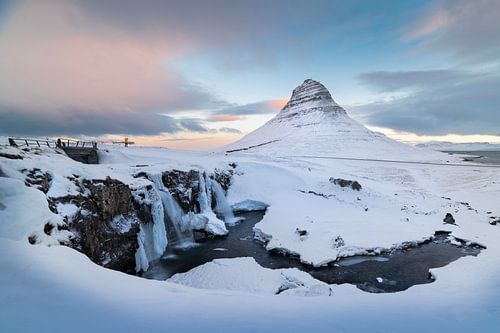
[444,150,500,165]
[143,211,483,293]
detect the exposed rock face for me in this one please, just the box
[0,152,23,160]
[275,79,346,121]
[81,178,134,221]
[212,167,234,193]
[53,177,143,273]
[329,177,362,191]
[443,213,456,224]
[144,167,234,213]
[162,169,201,212]
[47,166,235,274]
[23,168,52,193]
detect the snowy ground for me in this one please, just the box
[1,143,500,332]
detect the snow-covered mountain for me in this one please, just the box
[224,79,445,161]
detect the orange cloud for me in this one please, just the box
[207,114,244,122]
[266,98,288,111]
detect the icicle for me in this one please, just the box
[198,172,210,212]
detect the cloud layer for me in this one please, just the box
[356,70,500,135]
[0,0,336,137]
[405,0,500,63]
[354,0,500,137]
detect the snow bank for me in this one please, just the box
[168,257,331,296]
[232,199,269,212]
[0,177,71,245]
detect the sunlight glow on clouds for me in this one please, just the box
[0,0,498,148]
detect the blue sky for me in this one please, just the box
[0,0,499,148]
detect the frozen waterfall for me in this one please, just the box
[210,179,241,225]
[151,174,194,249]
[135,175,168,272]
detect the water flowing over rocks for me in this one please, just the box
[44,166,236,274]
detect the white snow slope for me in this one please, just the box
[223,79,448,162]
[1,80,500,332]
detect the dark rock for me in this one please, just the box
[299,190,333,199]
[28,234,37,245]
[213,167,234,193]
[489,218,499,226]
[160,168,234,212]
[162,169,201,212]
[83,177,135,220]
[0,152,23,160]
[56,177,144,273]
[133,171,150,179]
[443,213,456,224]
[332,236,345,248]
[295,228,308,236]
[43,223,54,235]
[23,168,52,193]
[329,177,362,191]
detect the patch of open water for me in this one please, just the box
[143,211,483,293]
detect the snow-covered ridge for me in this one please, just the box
[223,79,454,162]
[276,79,346,121]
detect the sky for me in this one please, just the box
[0,0,499,149]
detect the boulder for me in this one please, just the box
[443,213,456,224]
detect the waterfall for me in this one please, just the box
[210,179,240,225]
[151,174,194,248]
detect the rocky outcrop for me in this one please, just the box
[0,152,23,160]
[53,177,143,273]
[443,213,456,224]
[329,177,362,191]
[161,169,201,212]
[48,166,236,274]
[136,166,235,213]
[275,79,346,121]
[23,168,52,193]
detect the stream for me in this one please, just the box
[143,210,483,293]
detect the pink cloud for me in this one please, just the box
[407,9,456,39]
[266,99,288,111]
[206,114,244,122]
[0,0,194,114]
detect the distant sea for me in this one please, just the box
[443,151,500,165]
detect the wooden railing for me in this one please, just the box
[8,137,97,149]
[56,138,97,149]
[8,137,55,148]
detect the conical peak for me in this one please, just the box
[277,79,346,118]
